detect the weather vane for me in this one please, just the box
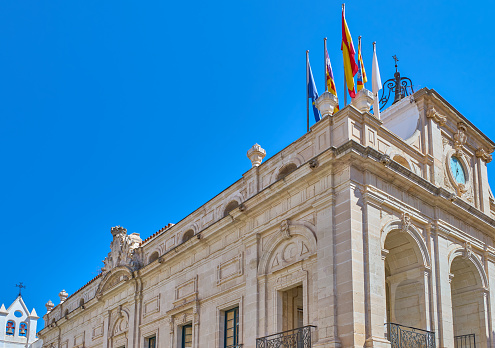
[392,55,399,72]
[15,282,26,297]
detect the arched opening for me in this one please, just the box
[393,155,411,170]
[450,256,487,347]
[64,309,69,317]
[223,201,239,217]
[182,230,194,243]
[383,229,430,341]
[276,163,298,181]
[79,298,85,307]
[149,251,159,264]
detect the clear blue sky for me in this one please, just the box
[1,0,494,328]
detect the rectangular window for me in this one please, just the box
[148,336,156,348]
[182,324,192,348]
[224,307,239,348]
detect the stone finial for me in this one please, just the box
[351,88,374,113]
[247,144,266,168]
[315,91,339,117]
[59,290,68,303]
[45,300,54,313]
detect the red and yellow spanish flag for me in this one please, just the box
[341,4,359,98]
[356,36,367,91]
[325,40,339,113]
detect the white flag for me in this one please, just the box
[372,42,382,119]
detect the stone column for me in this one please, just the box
[103,310,110,348]
[333,179,367,347]
[242,233,260,347]
[362,190,391,348]
[312,194,341,348]
[433,226,455,348]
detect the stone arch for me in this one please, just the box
[109,307,130,338]
[221,193,244,217]
[448,247,488,289]
[181,229,195,243]
[382,219,432,330]
[95,266,134,299]
[449,247,488,347]
[258,221,317,275]
[381,219,431,268]
[148,251,159,264]
[270,155,304,184]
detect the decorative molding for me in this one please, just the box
[92,324,103,340]
[216,253,243,285]
[309,158,319,169]
[172,276,198,310]
[401,212,411,233]
[426,106,447,126]
[102,226,142,273]
[143,294,161,317]
[279,219,291,240]
[380,154,391,166]
[453,122,467,154]
[476,148,493,163]
[463,241,472,260]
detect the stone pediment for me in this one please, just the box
[95,266,133,299]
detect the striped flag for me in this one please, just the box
[325,40,339,113]
[341,4,359,98]
[357,36,367,91]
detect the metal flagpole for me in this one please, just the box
[342,3,347,106]
[324,38,327,92]
[306,50,309,132]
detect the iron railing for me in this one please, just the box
[388,323,435,348]
[256,325,316,348]
[454,333,476,348]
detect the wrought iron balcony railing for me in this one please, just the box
[454,333,476,348]
[388,323,435,348]
[256,325,316,348]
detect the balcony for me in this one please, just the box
[454,333,476,348]
[256,326,316,348]
[388,323,435,348]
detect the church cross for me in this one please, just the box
[15,282,26,296]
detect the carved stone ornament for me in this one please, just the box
[448,192,457,202]
[309,158,319,169]
[247,143,266,168]
[102,226,142,273]
[426,107,446,126]
[476,148,493,163]
[380,154,391,166]
[280,219,291,240]
[453,122,467,154]
[401,212,411,232]
[463,241,472,260]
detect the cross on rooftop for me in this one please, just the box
[15,282,26,297]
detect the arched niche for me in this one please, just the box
[182,230,195,243]
[223,200,240,217]
[258,221,317,275]
[148,251,159,264]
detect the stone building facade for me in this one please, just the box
[38,88,495,348]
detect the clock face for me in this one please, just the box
[450,156,466,184]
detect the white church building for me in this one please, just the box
[0,296,42,348]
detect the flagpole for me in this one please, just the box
[342,3,347,106]
[306,50,309,132]
[324,38,327,92]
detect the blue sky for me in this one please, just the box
[1,0,494,328]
